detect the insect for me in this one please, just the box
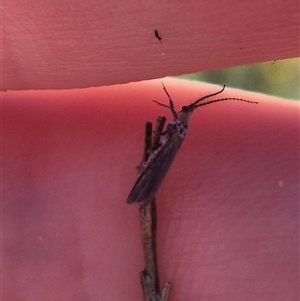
[127,84,258,210]
[154,29,162,41]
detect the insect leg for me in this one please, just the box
[161,82,178,119]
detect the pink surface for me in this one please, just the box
[2,0,299,90]
[2,0,299,300]
[2,79,299,300]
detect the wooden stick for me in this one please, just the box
[139,117,171,301]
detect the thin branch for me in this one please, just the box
[138,116,171,301]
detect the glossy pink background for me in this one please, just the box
[3,80,299,300]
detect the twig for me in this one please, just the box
[138,116,171,301]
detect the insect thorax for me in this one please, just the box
[168,121,188,140]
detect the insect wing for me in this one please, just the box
[127,137,182,207]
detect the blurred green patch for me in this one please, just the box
[176,58,299,100]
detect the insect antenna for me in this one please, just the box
[153,83,258,112]
[195,97,258,108]
[189,85,226,107]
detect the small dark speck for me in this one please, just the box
[154,30,162,41]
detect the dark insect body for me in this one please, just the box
[154,30,162,41]
[127,84,258,210]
